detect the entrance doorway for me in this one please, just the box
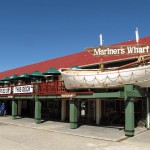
[41,100,61,120]
[101,100,122,125]
[79,99,96,124]
[21,100,35,117]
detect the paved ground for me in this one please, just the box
[0,119,150,150]
[0,116,147,142]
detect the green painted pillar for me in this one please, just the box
[146,89,150,129]
[34,96,41,124]
[124,84,135,136]
[70,99,78,129]
[12,99,18,119]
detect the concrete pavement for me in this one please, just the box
[1,123,150,150]
[0,116,148,142]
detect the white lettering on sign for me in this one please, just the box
[8,96,13,98]
[13,85,33,94]
[61,93,76,98]
[0,87,11,94]
[90,45,150,56]
[127,46,149,54]
[94,48,125,55]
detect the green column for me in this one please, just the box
[34,96,41,124]
[70,99,78,129]
[146,89,150,129]
[124,84,135,136]
[12,99,18,119]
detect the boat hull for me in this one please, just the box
[60,65,150,89]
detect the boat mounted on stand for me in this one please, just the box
[59,29,150,90]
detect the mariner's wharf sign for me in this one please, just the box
[86,44,150,56]
[13,85,33,94]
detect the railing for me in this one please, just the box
[37,81,66,95]
[0,81,94,97]
[0,80,67,96]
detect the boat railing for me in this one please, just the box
[109,56,150,71]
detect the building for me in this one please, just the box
[0,36,150,137]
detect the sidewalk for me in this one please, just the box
[0,116,147,142]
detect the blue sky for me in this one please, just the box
[0,0,150,72]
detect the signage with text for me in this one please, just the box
[86,44,150,56]
[61,93,76,98]
[13,85,33,94]
[0,87,11,94]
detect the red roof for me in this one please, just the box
[0,36,150,79]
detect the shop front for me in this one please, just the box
[41,100,61,120]
[70,97,147,128]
